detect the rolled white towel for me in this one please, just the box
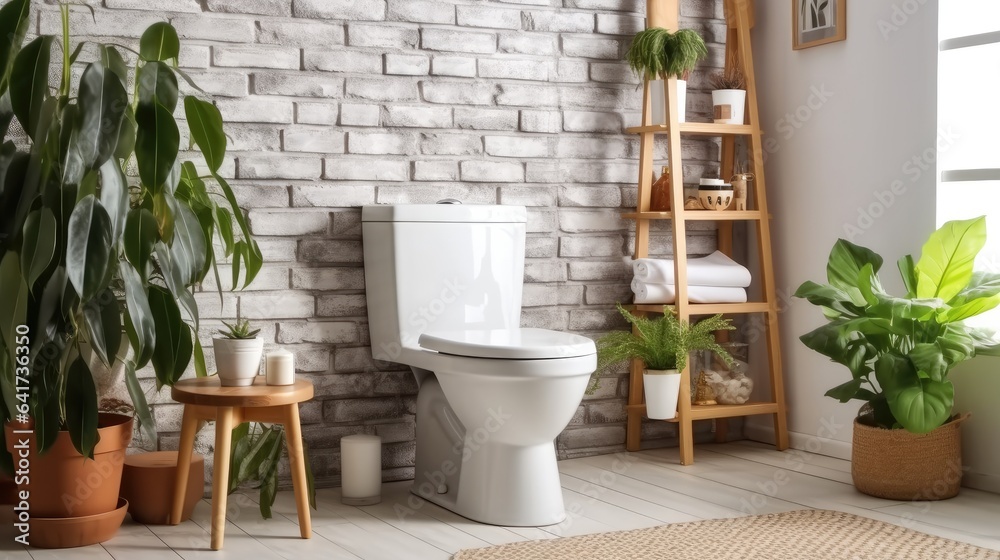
[632,251,752,288]
[631,282,748,305]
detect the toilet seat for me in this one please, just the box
[418,328,595,360]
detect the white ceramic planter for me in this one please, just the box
[651,79,687,124]
[643,369,681,420]
[711,89,746,124]
[213,338,264,387]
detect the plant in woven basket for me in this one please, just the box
[626,27,707,81]
[794,216,1000,434]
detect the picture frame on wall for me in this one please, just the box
[793,0,846,50]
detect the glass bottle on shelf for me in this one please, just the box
[649,166,671,211]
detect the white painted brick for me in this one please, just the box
[207,0,290,16]
[559,235,624,257]
[297,102,339,125]
[520,110,562,133]
[528,209,557,233]
[254,72,343,97]
[224,125,282,151]
[563,110,623,133]
[479,58,549,81]
[455,107,518,130]
[299,239,364,262]
[421,29,496,54]
[348,131,417,155]
[240,293,316,319]
[346,78,419,102]
[565,0,643,10]
[559,209,624,232]
[384,106,452,128]
[325,159,409,181]
[420,133,482,156]
[498,185,557,206]
[258,20,346,48]
[422,81,495,106]
[291,267,366,290]
[304,50,382,74]
[41,9,161,38]
[249,210,329,236]
[347,23,419,49]
[431,56,476,78]
[522,11,593,33]
[557,60,590,83]
[523,284,582,307]
[456,6,522,29]
[179,70,248,98]
[171,15,255,43]
[556,137,627,159]
[413,161,459,181]
[562,36,620,59]
[385,54,430,76]
[284,127,346,153]
[178,45,210,69]
[292,185,377,207]
[584,284,633,305]
[559,185,622,207]
[239,155,323,180]
[493,0,552,5]
[498,33,557,56]
[257,239,299,263]
[496,84,558,107]
[525,161,560,183]
[590,62,640,84]
[107,0,201,12]
[524,261,566,282]
[294,0,387,21]
[525,236,558,258]
[376,185,497,205]
[339,104,380,127]
[596,14,644,35]
[561,86,636,111]
[485,136,550,158]
[564,162,637,183]
[217,98,294,123]
[387,0,456,24]
[214,46,300,70]
[316,294,367,317]
[201,266,289,292]
[567,261,631,281]
[278,321,358,344]
[460,161,524,183]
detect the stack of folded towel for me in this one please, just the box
[631,251,751,304]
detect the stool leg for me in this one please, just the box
[283,404,312,539]
[171,405,199,525]
[211,407,235,550]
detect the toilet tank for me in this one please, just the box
[362,204,528,362]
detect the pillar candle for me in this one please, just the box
[265,349,294,386]
[341,434,382,505]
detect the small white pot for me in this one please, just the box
[213,337,264,387]
[651,79,687,124]
[643,369,681,420]
[712,89,746,124]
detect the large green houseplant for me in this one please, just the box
[591,304,734,419]
[795,216,1000,499]
[0,0,262,527]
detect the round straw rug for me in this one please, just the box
[452,510,999,560]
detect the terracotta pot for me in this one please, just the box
[28,497,128,549]
[0,469,17,505]
[4,413,133,518]
[121,451,204,525]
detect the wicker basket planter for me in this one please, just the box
[851,414,968,501]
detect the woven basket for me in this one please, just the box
[851,414,968,501]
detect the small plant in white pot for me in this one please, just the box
[709,54,747,125]
[589,304,735,419]
[214,319,264,387]
[626,27,707,124]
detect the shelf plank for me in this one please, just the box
[625,122,754,136]
[626,401,780,421]
[630,302,771,315]
[623,210,765,221]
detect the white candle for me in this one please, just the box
[341,435,382,505]
[265,349,294,386]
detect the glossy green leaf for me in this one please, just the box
[99,45,128,89]
[793,280,863,318]
[20,207,57,290]
[227,422,251,494]
[193,337,207,378]
[124,360,158,445]
[152,189,174,243]
[214,173,261,287]
[915,216,985,302]
[216,206,234,257]
[121,260,155,368]
[9,36,52,140]
[76,168,98,202]
[114,104,136,160]
[148,285,192,388]
[0,91,12,139]
[0,252,27,353]
[82,287,122,368]
[137,61,178,113]
[65,356,100,458]
[135,101,179,190]
[799,320,871,379]
[898,255,917,298]
[184,97,226,173]
[824,378,863,403]
[33,385,61,455]
[907,343,948,383]
[0,0,31,91]
[99,159,128,241]
[826,239,883,305]
[875,353,953,434]
[166,195,207,285]
[139,22,180,63]
[123,208,158,277]
[155,240,198,330]
[76,61,128,170]
[66,195,114,303]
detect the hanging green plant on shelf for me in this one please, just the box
[626,27,708,81]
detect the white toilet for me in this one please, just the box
[362,203,596,527]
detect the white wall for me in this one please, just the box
[746,2,939,459]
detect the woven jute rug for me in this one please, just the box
[452,509,999,560]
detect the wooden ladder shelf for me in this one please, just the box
[624,0,789,464]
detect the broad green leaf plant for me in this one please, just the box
[795,216,1000,434]
[0,1,262,461]
[589,304,735,393]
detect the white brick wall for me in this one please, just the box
[45,0,729,487]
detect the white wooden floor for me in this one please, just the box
[2,441,999,559]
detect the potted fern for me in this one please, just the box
[627,27,707,124]
[214,318,263,387]
[591,304,735,419]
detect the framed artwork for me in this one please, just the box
[793,0,846,50]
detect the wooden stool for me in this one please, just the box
[170,376,314,550]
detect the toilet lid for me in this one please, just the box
[418,328,596,360]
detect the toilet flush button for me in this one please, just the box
[437,484,448,494]
[436,198,462,204]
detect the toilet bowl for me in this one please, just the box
[362,204,597,526]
